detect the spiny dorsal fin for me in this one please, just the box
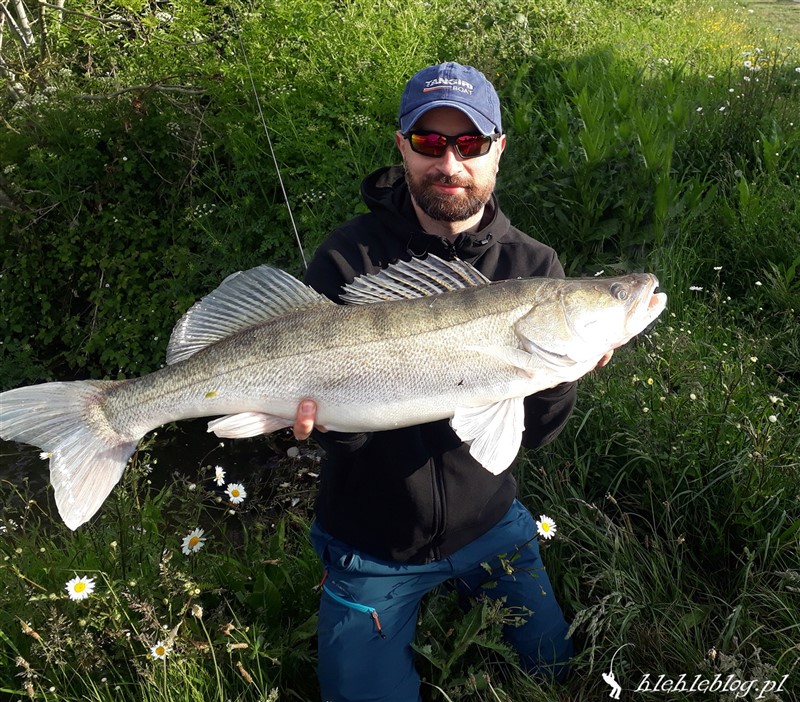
[166,266,332,364]
[341,255,491,304]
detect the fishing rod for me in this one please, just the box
[231,10,308,270]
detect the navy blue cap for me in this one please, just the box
[398,62,502,136]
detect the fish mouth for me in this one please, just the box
[628,275,667,333]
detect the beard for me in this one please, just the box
[405,170,495,223]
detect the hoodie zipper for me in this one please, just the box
[429,455,446,562]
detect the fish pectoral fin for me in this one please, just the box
[521,339,578,368]
[207,412,293,439]
[451,398,525,475]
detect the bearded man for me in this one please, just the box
[291,62,610,702]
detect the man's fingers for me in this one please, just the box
[293,400,317,440]
[595,350,614,369]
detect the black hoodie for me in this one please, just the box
[304,166,577,564]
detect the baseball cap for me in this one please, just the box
[398,62,502,136]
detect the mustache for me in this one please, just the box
[425,174,473,189]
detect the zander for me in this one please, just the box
[0,256,666,529]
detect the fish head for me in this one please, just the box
[515,274,667,366]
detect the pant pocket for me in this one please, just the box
[322,582,386,639]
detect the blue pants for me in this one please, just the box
[311,500,573,701]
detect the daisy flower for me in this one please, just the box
[536,515,557,540]
[213,465,226,486]
[181,528,206,555]
[65,575,96,600]
[226,483,247,504]
[150,640,171,660]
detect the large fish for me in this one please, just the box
[0,256,666,529]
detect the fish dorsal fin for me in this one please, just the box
[341,255,491,304]
[167,266,332,364]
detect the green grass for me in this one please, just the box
[738,0,800,40]
[1,0,799,699]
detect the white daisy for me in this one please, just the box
[213,465,226,486]
[226,483,247,504]
[65,575,96,600]
[150,640,171,660]
[181,528,206,555]
[536,515,557,540]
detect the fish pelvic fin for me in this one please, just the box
[207,412,293,438]
[451,397,526,475]
[0,381,139,530]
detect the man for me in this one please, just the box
[293,62,610,701]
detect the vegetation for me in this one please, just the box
[1,0,798,699]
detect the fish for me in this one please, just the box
[0,256,667,529]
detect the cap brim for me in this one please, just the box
[399,102,498,136]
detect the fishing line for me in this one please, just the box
[231,9,308,269]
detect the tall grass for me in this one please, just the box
[1,0,799,699]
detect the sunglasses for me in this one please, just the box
[403,131,500,159]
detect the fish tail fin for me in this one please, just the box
[0,381,139,530]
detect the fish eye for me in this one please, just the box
[610,283,629,301]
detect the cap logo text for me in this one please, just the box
[423,77,474,95]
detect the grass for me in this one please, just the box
[738,0,800,40]
[1,0,799,699]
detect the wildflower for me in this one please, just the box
[713,266,723,271]
[647,378,654,385]
[696,106,703,112]
[191,604,204,619]
[796,67,800,73]
[39,451,52,460]
[181,528,206,555]
[213,465,225,486]
[755,281,763,286]
[750,356,758,363]
[536,515,557,540]
[690,393,697,401]
[768,415,778,424]
[65,575,96,601]
[226,483,247,504]
[689,285,704,291]
[150,641,171,660]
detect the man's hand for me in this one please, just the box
[595,350,614,369]
[293,400,326,440]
